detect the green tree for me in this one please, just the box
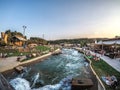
[27,37,47,45]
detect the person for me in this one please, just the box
[105,75,114,85]
[101,50,105,56]
[102,75,117,86]
[93,54,100,61]
[17,56,21,61]
[110,75,118,89]
[111,75,117,82]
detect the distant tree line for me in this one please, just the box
[27,37,47,45]
[48,38,107,47]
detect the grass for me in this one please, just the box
[0,45,50,57]
[35,45,50,52]
[85,56,120,90]
[0,47,32,57]
[21,46,51,62]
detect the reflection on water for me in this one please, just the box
[8,49,89,90]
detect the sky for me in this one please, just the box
[0,0,120,40]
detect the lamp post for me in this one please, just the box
[23,25,27,37]
[42,34,44,45]
[102,40,103,50]
[22,25,27,48]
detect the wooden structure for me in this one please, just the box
[72,78,93,90]
[11,35,27,46]
[1,32,8,44]
[0,73,14,90]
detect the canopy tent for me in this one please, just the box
[96,40,120,45]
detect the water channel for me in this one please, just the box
[6,48,91,90]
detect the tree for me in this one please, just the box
[27,37,47,45]
[0,40,6,46]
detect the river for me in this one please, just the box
[6,48,90,90]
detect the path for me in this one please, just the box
[0,56,24,72]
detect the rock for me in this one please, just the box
[52,50,62,55]
[14,66,24,73]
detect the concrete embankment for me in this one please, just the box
[0,49,61,73]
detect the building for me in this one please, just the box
[11,35,27,46]
[1,32,8,44]
[1,32,27,47]
[95,38,120,58]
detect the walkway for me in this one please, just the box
[89,51,120,72]
[0,56,24,72]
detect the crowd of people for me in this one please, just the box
[85,50,100,61]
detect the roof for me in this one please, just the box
[97,39,120,45]
[14,35,27,41]
[103,37,120,41]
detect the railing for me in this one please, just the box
[74,47,106,90]
[84,55,106,90]
[0,73,14,90]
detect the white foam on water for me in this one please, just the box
[31,73,40,88]
[65,63,81,70]
[72,50,78,56]
[52,76,58,83]
[84,62,89,66]
[10,76,72,90]
[33,84,61,90]
[34,76,72,90]
[10,78,31,90]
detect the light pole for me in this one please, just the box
[22,25,27,48]
[102,40,103,50]
[42,34,44,45]
[23,25,27,37]
[42,34,44,39]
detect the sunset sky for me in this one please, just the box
[0,0,120,40]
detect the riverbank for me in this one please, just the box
[84,55,106,90]
[0,49,61,73]
[75,47,120,90]
[74,47,106,90]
